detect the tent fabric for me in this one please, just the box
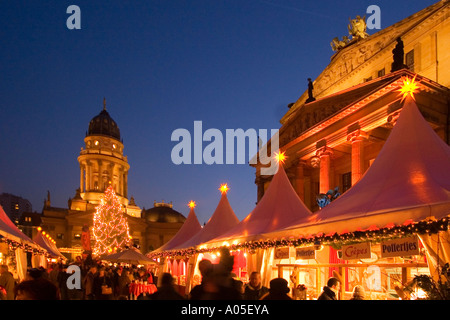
[172,192,239,250]
[205,163,313,245]
[102,248,156,265]
[33,231,66,260]
[150,206,202,254]
[290,96,450,230]
[0,205,35,245]
[418,230,450,282]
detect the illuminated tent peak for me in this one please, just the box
[208,161,313,243]
[149,204,202,254]
[172,190,239,250]
[0,205,34,245]
[315,95,450,223]
[33,231,66,260]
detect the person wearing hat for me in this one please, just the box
[261,278,292,300]
[350,285,366,300]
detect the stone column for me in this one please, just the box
[316,146,333,194]
[293,159,307,201]
[79,163,85,193]
[86,160,92,191]
[124,171,128,198]
[347,129,367,186]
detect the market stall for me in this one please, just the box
[255,94,450,299]
[0,205,47,281]
[165,184,240,294]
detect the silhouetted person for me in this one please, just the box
[306,78,316,103]
[391,37,407,72]
[15,278,59,300]
[189,259,213,299]
[261,278,292,300]
[148,273,185,300]
[0,265,16,300]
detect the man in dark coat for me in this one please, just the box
[318,277,340,300]
[0,265,16,300]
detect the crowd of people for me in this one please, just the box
[0,248,364,301]
[0,257,158,300]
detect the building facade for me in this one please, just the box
[36,100,185,259]
[254,1,450,212]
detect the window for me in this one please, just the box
[342,172,352,192]
[406,50,414,71]
[377,68,385,77]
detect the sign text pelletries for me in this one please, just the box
[296,247,316,260]
[380,236,419,258]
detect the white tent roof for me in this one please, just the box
[0,204,35,245]
[150,205,202,254]
[269,94,450,239]
[205,163,313,246]
[171,191,239,250]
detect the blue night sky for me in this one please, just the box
[0,0,437,225]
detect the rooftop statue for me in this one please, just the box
[330,36,350,52]
[348,15,369,40]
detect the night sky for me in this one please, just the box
[0,0,437,225]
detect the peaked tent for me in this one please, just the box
[270,95,450,238]
[0,205,35,245]
[265,95,450,280]
[149,205,202,254]
[302,95,450,227]
[205,163,313,246]
[102,248,156,265]
[33,231,66,261]
[0,205,47,281]
[171,190,240,251]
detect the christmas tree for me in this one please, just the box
[92,186,132,256]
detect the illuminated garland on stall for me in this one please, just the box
[149,216,449,259]
[92,186,132,256]
[0,236,48,256]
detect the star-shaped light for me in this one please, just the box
[219,183,229,194]
[188,200,196,209]
[398,75,420,102]
[274,151,287,164]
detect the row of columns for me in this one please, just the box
[79,159,128,197]
[256,125,368,203]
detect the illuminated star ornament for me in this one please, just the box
[274,151,287,164]
[188,200,197,209]
[219,183,229,194]
[398,75,420,102]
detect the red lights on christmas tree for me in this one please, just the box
[92,186,132,256]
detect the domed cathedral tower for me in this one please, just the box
[70,98,141,217]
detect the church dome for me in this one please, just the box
[144,201,186,223]
[87,99,121,140]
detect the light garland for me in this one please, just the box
[92,186,132,256]
[148,216,449,259]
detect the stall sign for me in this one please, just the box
[342,242,371,260]
[380,236,419,258]
[274,247,290,259]
[295,247,316,260]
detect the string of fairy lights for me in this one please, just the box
[149,216,449,259]
[92,186,132,256]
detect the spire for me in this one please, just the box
[103,97,106,111]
